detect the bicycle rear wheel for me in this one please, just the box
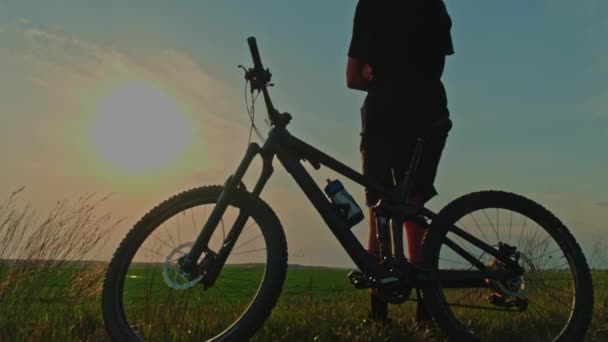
[102,186,287,341]
[421,191,593,341]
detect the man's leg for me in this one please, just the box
[366,209,389,321]
[402,134,449,325]
[404,192,427,265]
[404,192,433,324]
[369,191,431,324]
[361,133,393,323]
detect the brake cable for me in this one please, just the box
[243,78,266,144]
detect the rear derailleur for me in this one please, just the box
[485,242,530,311]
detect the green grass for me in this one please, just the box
[2,190,605,340]
[1,264,606,341]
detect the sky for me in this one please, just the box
[0,0,607,268]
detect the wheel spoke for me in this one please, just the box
[482,208,499,242]
[231,248,266,256]
[176,213,182,247]
[190,209,198,241]
[517,216,528,249]
[495,208,501,243]
[530,247,563,262]
[439,257,474,267]
[508,210,513,244]
[151,233,177,252]
[524,233,553,256]
[234,232,263,251]
[140,246,168,259]
[469,212,490,244]
[163,222,178,249]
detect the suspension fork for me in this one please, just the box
[211,147,275,277]
[179,138,276,274]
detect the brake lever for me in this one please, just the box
[239,64,273,90]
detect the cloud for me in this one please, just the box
[17,17,30,26]
[1,23,255,180]
[8,24,244,123]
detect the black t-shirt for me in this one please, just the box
[348,0,454,137]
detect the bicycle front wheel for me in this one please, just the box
[421,191,593,341]
[102,186,287,341]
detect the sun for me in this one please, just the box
[90,80,193,173]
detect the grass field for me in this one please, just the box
[0,262,607,341]
[1,191,607,341]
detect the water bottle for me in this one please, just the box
[324,179,364,228]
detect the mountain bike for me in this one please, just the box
[102,37,593,341]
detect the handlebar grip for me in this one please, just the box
[247,37,264,70]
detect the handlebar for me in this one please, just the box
[244,36,291,128]
[247,37,264,71]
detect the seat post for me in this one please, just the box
[396,138,425,203]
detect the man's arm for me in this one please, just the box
[347,0,373,91]
[346,57,369,91]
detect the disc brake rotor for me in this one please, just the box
[490,253,535,299]
[162,242,203,290]
[486,246,537,312]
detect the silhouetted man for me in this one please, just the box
[346,0,454,327]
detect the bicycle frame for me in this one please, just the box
[180,125,520,288]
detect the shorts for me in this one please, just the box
[360,113,448,207]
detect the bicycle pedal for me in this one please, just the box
[348,270,375,289]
